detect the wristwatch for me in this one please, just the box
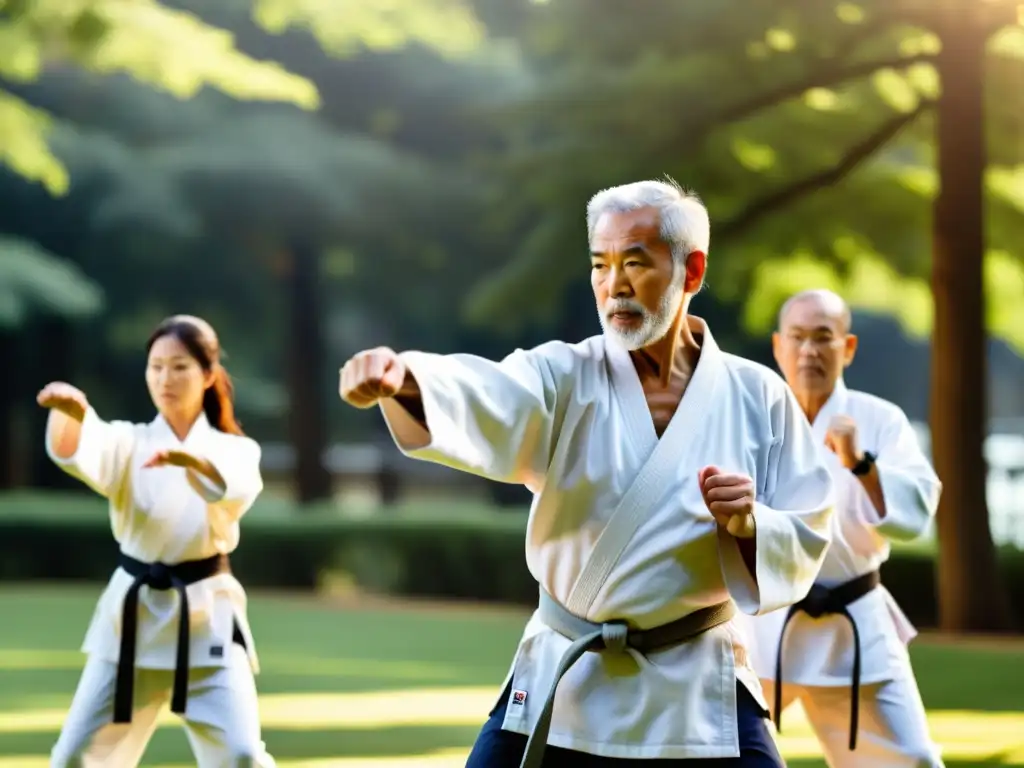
[851,451,876,476]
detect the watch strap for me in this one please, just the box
[851,451,876,476]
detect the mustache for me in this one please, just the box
[605,298,647,315]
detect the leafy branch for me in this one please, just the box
[691,52,935,143]
[719,100,935,240]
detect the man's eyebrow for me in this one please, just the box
[590,244,649,257]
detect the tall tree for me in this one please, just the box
[87,104,481,503]
[925,0,1020,632]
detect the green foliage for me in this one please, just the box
[0,91,67,193]
[463,0,1024,350]
[0,4,523,442]
[0,0,324,194]
[0,236,103,327]
[0,0,490,197]
[253,0,483,57]
[1,491,1023,628]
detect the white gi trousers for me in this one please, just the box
[762,660,944,768]
[50,645,274,768]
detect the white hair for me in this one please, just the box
[587,177,709,350]
[586,177,710,275]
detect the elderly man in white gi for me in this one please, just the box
[743,289,943,767]
[339,179,836,767]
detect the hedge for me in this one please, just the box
[2,492,1023,628]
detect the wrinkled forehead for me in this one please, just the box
[590,207,665,252]
[779,297,846,333]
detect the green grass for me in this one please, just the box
[0,585,1021,767]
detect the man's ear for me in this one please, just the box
[843,333,858,367]
[684,250,706,293]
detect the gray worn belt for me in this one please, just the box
[519,589,736,768]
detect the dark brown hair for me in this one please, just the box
[146,315,244,435]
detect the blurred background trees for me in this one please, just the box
[2,0,1023,632]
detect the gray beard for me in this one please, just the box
[598,281,683,350]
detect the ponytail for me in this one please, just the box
[203,365,244,436]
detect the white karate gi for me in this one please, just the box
[741,380,943,767]
[380,317,835,760]
[45,408,275,768]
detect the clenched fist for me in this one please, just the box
[339,347,407,409]
[37,382,89,421]
[698,465,756,539]
[825,414,861,469]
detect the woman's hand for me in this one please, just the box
[142,450,204,471]
[37,382,89,422]
[143,450,225,494]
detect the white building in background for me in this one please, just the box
[910,420,1024,549]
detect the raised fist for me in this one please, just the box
[339,347,407,409]
[698,464,756,539]
[37,382,89,421]
[824,414,861,470]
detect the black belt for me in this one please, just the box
[114,552,231,724]
[773,569,880,751]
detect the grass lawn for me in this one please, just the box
[0,585,1021,767]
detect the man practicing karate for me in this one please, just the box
[743,289,943,767]
[339,179,836,766]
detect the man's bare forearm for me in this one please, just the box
[736,536,757,582]
[856,464,887,519]
[392,372,425,424]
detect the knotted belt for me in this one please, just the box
[113,551,231,723]
[518,589,736,768]
[773,569,880,751]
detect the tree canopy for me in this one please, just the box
[464,0,1024,352]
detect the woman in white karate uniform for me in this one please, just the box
[39,314,275,768]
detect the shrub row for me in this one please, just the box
[3,493,1022,628]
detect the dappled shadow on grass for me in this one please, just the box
[2,586,1021,768]
[0,724,480,764]
[3,726,1021,768]
[911,644,1024,713]
[786,759,1018,768]
[260,725,479,760]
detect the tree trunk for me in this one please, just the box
[285,241,334,505]
[29,318,80,490]
[930,16,1015,632]
[0,330,15,489]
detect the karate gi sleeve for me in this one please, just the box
[45,407,136,500]
[186,436,264,522]
[379,343,566,488]
[719,384,835,615]
[851,408,940,542]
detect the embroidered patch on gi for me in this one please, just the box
[511,689,527,706]
[210,645,224,658]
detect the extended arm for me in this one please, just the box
[46,407,134,500]
[167,438,264,521]
[378,344,564,487]
[719,385,834,615]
